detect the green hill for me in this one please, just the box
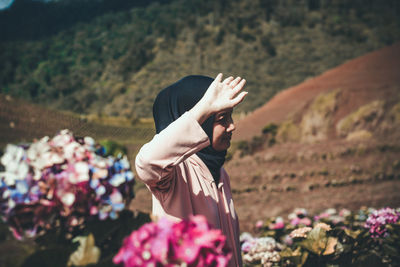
[0,0,399,118]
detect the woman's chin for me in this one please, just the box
[213,141,230,151]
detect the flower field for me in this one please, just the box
[1,131,400,267]
[241,207,400,267]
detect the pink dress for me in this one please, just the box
[135,112,242,267]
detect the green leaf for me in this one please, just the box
[300,251,308,267]
[68,234,101,266]
[338,243,353,254]
[280,247,296,257]
[344,229,362,239]
[300,227,327,255]
[280,247,308,267]
[323,237,338,255]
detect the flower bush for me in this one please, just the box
[0,130,135,239]
[113,215,231,267]
[244,207,400,266]
[240,234,283,267]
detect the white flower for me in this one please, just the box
[49,151,64,165]
[110,191,123,203]
[325,208,337,215]
[0,145,29,185]
[64,142,79,159]
[61,192,76,206]
[8,198,16,209]
[27,138,51,170]
[0,172,18,186]
[109,173,125,187]
[84,136,95,149]
[52,130,73,147]
[74,146,87,161]
[243,236,283,265]
[1,145,24,166]
[69,162,89,183]
[240,232,255,243]
[120,156,130,169]
[92,157,107,169]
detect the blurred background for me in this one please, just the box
[1,0,400,251]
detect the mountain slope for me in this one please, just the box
[234,42,400,141]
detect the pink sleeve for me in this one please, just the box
[135,112,210,187]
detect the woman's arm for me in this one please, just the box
[135,73,247,187]
[135,111,210,187]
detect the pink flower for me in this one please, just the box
[299,217,312,226]
[290,217,300,226]
[269,217,285,229]
[255,220,264,229]
[113,215,231,267]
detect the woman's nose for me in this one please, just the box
[227,121,236,132]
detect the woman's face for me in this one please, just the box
[212,109,235,151]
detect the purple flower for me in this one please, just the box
[364,207,400,238]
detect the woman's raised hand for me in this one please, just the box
[205,73,247,114]
[189,73,248,124]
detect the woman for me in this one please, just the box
[135,73,247,266]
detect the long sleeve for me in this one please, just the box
[135,112,210,188]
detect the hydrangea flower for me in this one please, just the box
[0,130,135,239]
[240,234,283,267]
[314,208,348,224]
[364,207,400,238]
[255,220,264,229]
[113,215,231,267]
[269,216,285,230]
[288,208,312,226]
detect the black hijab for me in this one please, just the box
[153,75,226,183]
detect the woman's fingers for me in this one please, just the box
[209,73,247,109]
[214,73,223,84]
[223,76,234,85]
[231,91,248,107]
[229,77,241,88]
[231,79,246,97]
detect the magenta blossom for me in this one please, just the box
[364,207,400,238]
[290,217,312,226]
[113,215,231,267]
